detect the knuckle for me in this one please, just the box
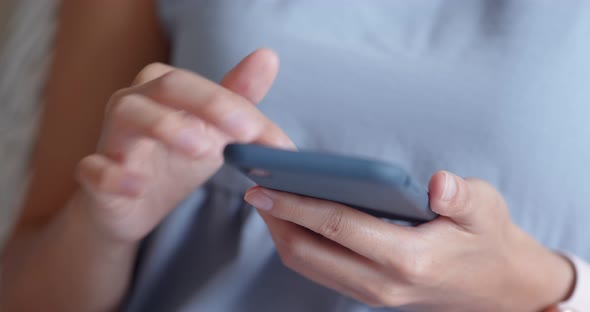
[135,62,170,84]
[156,69,191,91]
[110,88,130,101]
[95,165,117,192]
[106,88,132,114]
[398,253,433,285]
[386,240,433,286]
[77,154,93,168]
[110,94,144,119]
[276,233,309,269]
[208,91,262,141]
[75,156,95,182]
[359,280,407,308]
[206,89,234,108]
[152,109,181,137]
[317,209,346,240]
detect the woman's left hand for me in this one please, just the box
[245,171,575,311]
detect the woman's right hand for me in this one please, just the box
[74,48,293,244]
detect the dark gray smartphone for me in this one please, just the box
[224,144,437,223]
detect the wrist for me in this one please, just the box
[509,227,575,311]
[2,190,140,311]
[63,190,140,253]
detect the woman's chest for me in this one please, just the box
[162,0,590,251]
[162,1,590,166]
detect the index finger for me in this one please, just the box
[136,68,291,148]
[244,187,417,266]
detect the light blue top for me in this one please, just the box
[124,1,590,311]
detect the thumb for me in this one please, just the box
[428,171,506,231]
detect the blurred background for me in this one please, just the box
[0,1,16,44]
[0,0,56,249]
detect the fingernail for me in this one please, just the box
[441,171,457,202]
[244,189,274,211]
[176,127,209,156]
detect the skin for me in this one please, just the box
[0,1,575,311]
[245,172,575,311]
[1,1,170,310]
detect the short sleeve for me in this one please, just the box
[559,254,590,311]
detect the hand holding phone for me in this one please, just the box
[224,144,437,222]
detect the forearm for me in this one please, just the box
[0,1,167,307]
[2,191,138,311]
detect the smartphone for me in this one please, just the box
[224,144,437,223]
